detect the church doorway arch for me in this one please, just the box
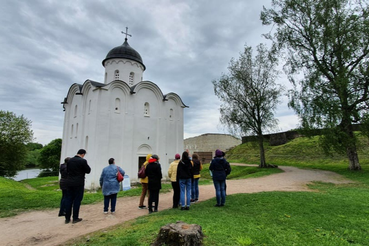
[137,144,152,170]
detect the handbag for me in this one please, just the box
[138,164,146,178]
[116,167,124,182]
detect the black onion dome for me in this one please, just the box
[102,38,145,70]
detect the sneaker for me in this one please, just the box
[65,219,70,224]
[138,205,147,209]
[148,211,153,214]
[180,207,186,210]
[220,204,225,207]
[185,207,190,210]
[190,199,195,203]
[195,199,198,202]
[104,211,108,214]
[72,218,83,224]
[214,204,221,207]
[111,211,115,214]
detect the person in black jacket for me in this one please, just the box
[177,151,193,210]
[209,149,231,207]
[58,157,70,217]
[64,149,91,224]
[145,154,162,214]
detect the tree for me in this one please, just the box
[0,111,33,176]
[261,0,369,170]
[213,43,283,167]
[37,138,62,172]
[25,142,43,168]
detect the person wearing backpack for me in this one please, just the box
[138,154,151,209]
[209,149,231,207]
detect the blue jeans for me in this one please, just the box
[213,179,226,205]
[104,193,117,212]
[191,178,199,200]
[179,178,191,207]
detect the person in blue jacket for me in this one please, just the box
[209,149,231,207]
[100,158,125,214]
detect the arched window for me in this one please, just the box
[114,70,119,80]
[115,98,121,113]
[74,105,78,118]
[144,102,150,117]
[129,72,134,85]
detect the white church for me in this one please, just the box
[60,31,187,190]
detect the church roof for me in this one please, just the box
[102,38,146,70]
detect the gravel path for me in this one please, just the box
[0,165,353,246]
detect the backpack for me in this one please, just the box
[138,164,146,178]
[116,167,124,182]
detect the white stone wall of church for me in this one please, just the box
[61,81,185,190]
[104,58,144,85]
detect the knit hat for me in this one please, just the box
[175,153,180,159]
[215,149,223,157]
[151,154,159,160]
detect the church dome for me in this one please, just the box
[102,38,146,70]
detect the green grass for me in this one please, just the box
[0,165,277,218]
[68,183,369,246]
[3,135,369,245]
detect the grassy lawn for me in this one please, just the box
[2,135,369,245]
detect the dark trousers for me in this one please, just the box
[58,189,67,216]
[104,193,117,212]
[148,189,159,212]
[171,181,180,208]
[65,185,84,220]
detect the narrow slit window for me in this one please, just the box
[129,72,134,85]
[115,70,119,80]
[115,98,121,113]
[144,102,150,116]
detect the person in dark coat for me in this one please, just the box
[145,154,162,214]
[177,151,193,210]
[64,149,91,224]
[58,157,70,217]
[209,149,231,207]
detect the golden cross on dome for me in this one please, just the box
[121,27,132,40]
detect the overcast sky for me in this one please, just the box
[0,0,299,145]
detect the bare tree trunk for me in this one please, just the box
[258,134,267,168]
[342,120,361,170]
[347,146,361,170]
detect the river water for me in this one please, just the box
[11,169,42,181]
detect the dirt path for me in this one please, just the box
[0,165,353,246]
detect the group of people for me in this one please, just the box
[138,149,230,213]
[59,148,231,222]
[59,149,125,223]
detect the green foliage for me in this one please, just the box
[37,138,62,172]
[25,149,41,168]
[0,111,33,176]
[212,43,283,167]
[261,0,369,170]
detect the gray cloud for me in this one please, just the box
[0,0,299,145]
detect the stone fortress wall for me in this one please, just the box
[184,133,241,163]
